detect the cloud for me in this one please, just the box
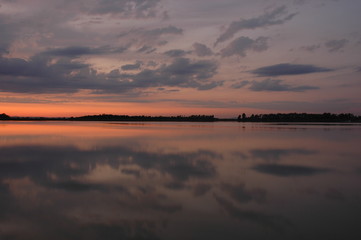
[163,49,189,57]
[215,6,297,45]
[145,25,183,36]
[121,60,142,70]
[117,57,221,91]
[0,55,95,93]
[300,44,321,52]
[232,79,319,92]
[247,79,319,92]
[87,0,162,19]
[137,45,157,54]
[0,55,221,93]
[192,43,213,57]
[0,14,18,55]
[220,36,268,57]
[231,80,250,89]
[0,55,88,78]
[251,63,332,76]
[43,45,128,57]
[253,164,329,177]
[324,39,348,52]
[119,25,183,48]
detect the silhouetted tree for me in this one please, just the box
[0,113,10,120]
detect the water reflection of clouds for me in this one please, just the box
[249,149,316,162]
[233,148,317,162]
[0,140,284,238]
[0,145,219,183]
[0,143,219,239]
[220,183,267,204]
[1,122,361,239]
[252,164,329,177]
[213,194,292,232]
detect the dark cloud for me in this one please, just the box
[234,79,319,92]
[43,45,128,57]
[253,164,329,177]
[220,36,268,57]
[300,44,321,52]
[88,0,162,19]
[116,57,221,91]
[192,42,213,57]
[324,39,348,52]
[121,60,142,70]
[215,6,297,45]
[250,79,319,92]
[231,80,250,89]
[147,60,158,67]
[119,25,183,49]
[163,49,189,57]
[0,56,48,77]
[0,55,221,93]
[251,63,332,76]
[0,55,96,93]
[0,15,15,55]
[137,45,157,54]
[145,25,183,36]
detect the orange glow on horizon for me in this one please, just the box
[1,102,264,118]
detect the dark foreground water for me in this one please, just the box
[0,121,360,240]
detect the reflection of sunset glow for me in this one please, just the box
[0,122,361,239]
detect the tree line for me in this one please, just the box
[0,113,216,122]
[1,112,361,122]
[237,112,361,122]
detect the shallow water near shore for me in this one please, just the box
[0,121,360,239]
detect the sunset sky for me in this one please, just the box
[1,0,360,117]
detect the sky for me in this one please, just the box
[0,0,360,117]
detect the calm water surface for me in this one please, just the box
[0,121,360,240]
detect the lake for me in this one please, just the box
[0,121,360,240]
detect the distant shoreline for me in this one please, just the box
[1,113,361,123]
